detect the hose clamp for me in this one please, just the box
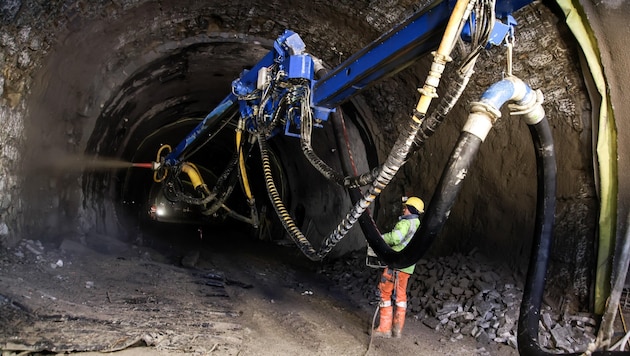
[470,101,502,121]
[509,89,545,125]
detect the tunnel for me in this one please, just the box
[2,0,630,354]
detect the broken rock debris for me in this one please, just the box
[320,250,597,352]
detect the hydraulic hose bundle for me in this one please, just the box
[299,82,380,188]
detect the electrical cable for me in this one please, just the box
[365,305,380,356]
[298,82,382,188]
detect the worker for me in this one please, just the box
[372,196,424,338]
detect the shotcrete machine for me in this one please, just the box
[133,0,629,354]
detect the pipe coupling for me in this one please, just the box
[509,89,545,125]
[462,112,494,142]
[470,101,502,120]
[462,101,502,142]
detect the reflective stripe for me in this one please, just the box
[380,300,392,307]
[396,301,407,308]
[400,219,419,247]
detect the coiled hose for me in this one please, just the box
[265,45,478,260]
[342,61,479,262]
[269,52,477,260]
[258,132,320,260]
[317,54,479,259]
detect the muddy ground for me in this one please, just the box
[0,226,518,355]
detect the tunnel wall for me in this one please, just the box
[579,0,630,277]
[0,0,618,310]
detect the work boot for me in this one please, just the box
[392,307,406,338]
[373,305,393,338]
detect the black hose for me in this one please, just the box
[517,117,558,355]
[516,119,627,355]
[337,64,478,264]
[517,118,630,355]
[345,60,476,256]
[357,131,483,269]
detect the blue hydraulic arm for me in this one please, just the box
[313,0,528,109]
[162,0,532,167]
[311,0,454,109]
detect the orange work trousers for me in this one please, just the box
[378,267,410,307]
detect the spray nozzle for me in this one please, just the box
[132,162,161,170]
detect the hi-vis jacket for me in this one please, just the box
[381,214,420,274]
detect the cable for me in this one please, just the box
[365,305,380,356]
[298,82,381,188]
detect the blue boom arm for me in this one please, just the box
[163,0,532,166]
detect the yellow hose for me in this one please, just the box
[181,162,204,189]
[415,0,472,118]
[236,126,254,201]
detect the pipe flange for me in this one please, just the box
[431,51,453,64]
[509,89,545,125]
[469,101,502,121]
[417,85,439,98]
[509,89,544,116]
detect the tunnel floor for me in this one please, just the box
[0,228,514,356]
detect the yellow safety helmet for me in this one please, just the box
[405,196,424,213]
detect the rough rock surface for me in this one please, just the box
[0,232,514,356]
[320,249,598,353]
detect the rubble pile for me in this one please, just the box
[320,250,597,353]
